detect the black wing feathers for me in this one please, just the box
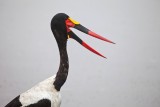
[5,95,51,107]
[5,95,22,107]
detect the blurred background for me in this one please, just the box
[0,0,160,107]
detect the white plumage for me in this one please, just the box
[19,75,61,107]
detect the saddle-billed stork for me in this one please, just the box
[5,13,115,107]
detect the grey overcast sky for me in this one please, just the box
[0,0,160,107]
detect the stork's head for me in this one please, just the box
[51,13,115,58]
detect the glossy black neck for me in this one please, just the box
[52,29,69,91]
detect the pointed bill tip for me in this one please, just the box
[98,54,107,59]
[82,41,107,59]
[88,31,115,44]
[111,41,116,44]
[102,56,107,59]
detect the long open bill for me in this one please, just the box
[66,17,115,58]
